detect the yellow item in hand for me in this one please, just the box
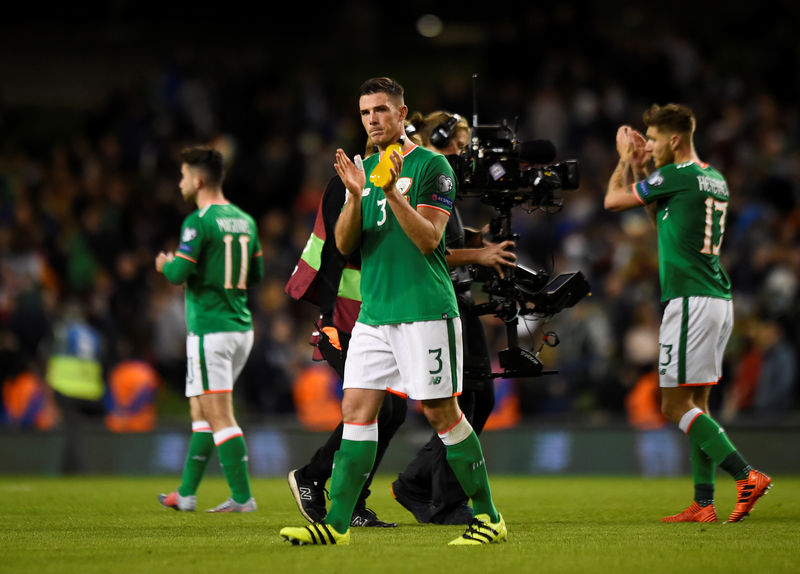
[369,143,402,188]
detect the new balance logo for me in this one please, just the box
[299,487,313,501]
[430,376,442,385]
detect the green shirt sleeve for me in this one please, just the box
[163,211,203,284]
[162,255,196,284]
[249,252,264,284]
[417,153,456,214]
[633,165,682,204]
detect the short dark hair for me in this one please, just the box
[642,103,696,135]
[359,77,405,104]
[179,146,225,186]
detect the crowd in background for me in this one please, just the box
[1,4,797,432]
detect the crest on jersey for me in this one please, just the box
[437,174,454,194]
[182,227,198,242]
[396,177,412,195]
[647,170,664,187]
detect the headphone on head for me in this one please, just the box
[429,114,462,149]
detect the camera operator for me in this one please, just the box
[390,111,517,525]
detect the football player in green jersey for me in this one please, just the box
[605,103,771,523]
[156,146,264,513]
[280,78,506,546]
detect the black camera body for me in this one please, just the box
[447,122,580,212]
[472,262,589,317]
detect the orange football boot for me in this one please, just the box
[727,469,772,523]
[662,501,718,523]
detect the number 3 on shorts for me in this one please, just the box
[428,348,443,374]
[659,343,673,367]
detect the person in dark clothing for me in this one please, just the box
[390,111,516,524]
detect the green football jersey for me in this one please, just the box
[355,144,459,325]
[163,202,264,334]
[633,160,732,302]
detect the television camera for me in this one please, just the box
[447,75,591,380]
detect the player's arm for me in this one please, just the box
[248,249,264,285]
[387,193,449,255]
[333,148,364,256]
[247,218,265,285]
[157,251,196,284]
[157,217,202,284]
[382,149,450,255]
[605,126,648,212]
[605,162,643,212]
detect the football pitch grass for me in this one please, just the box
[1,475,797,574]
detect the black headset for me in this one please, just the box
[429,114,462,149]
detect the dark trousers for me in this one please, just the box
[296,391,407,508]
[396,301,496,521]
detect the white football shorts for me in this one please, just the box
[658,296,733,388]
[185,330,254,397]
[343,318,463,400]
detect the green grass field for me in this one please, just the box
[1,475,797,574]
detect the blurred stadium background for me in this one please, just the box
[1,2,798,476]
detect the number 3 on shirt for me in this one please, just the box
[376,198,388,226]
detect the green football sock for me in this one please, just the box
[216,434,252,503]
[445,431,498,522]
[178,430,214,497]
[687,413,735,462]
[687,413,749,480]
[325,438,377,533]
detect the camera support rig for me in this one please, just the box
[470,201,591,379]
[456,74,591,380]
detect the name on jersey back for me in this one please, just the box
[216,218,251,233]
